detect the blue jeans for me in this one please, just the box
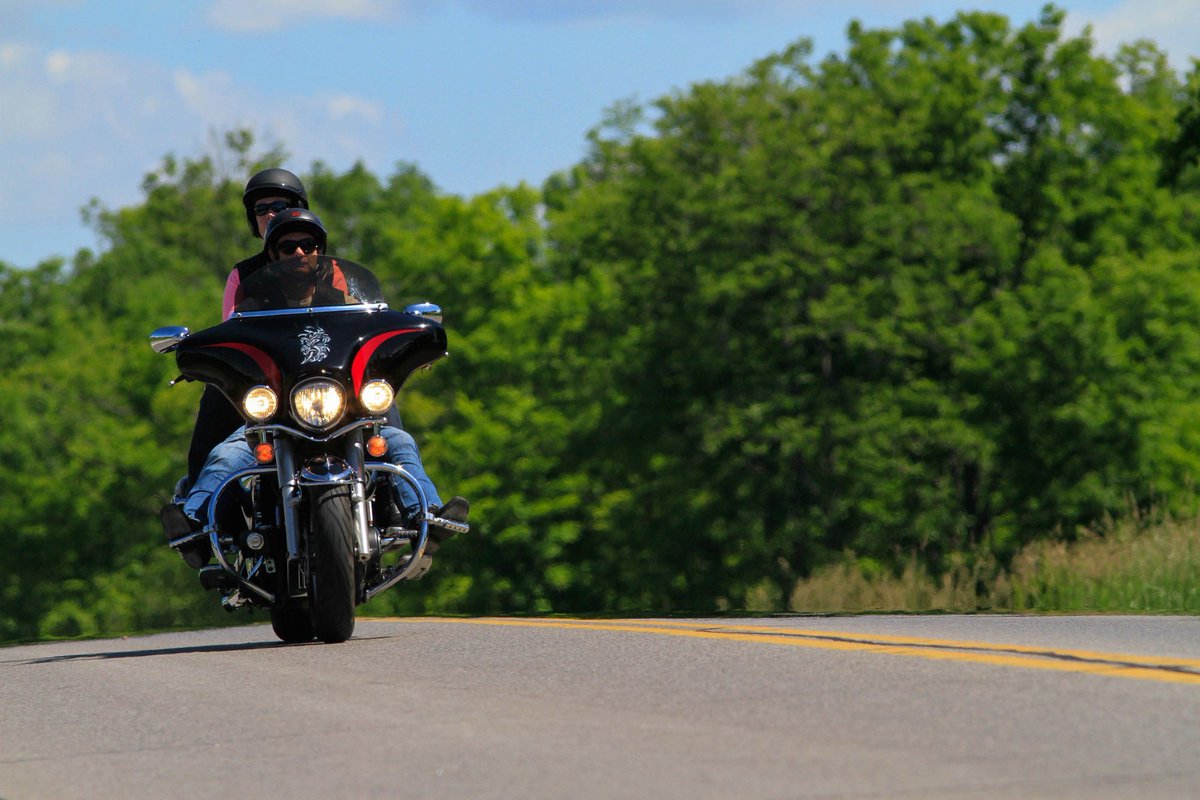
[184,425,441,523]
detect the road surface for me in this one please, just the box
[3,615,1200,798]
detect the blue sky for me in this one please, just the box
[1,0,1195,268]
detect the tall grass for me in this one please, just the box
[788,513,1200,613]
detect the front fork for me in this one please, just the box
[269,435,367,600]
[275,433,375,566]
[275,436,303,571]
[345,437,373,565]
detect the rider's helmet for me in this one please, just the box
[263,208,327,256]
[243,168,309,237]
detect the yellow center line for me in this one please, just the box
[593,618,1200,669]
[367,616,1200,686]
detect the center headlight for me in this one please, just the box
[291,379,345,430]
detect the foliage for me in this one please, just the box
[788,508,1200,614]
[4,6,1200,640]
[533,7,1200,610]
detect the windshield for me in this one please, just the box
[233,255,386,314]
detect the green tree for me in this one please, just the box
[537,7,1200,609]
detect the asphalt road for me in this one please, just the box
[3,615,1200,799]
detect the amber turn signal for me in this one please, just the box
[366,435,388,457]
[254,442,275,463]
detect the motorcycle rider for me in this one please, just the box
[162,208,468,568]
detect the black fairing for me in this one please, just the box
[173,257,447,421]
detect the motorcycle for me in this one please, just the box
[149,255,467,643]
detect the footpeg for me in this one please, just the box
[199,565,234,592]
[427,513,469,535]
[221,590,247,611]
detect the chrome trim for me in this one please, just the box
[403,302,442,323]
[379,528,419,552]
[229,303,389,320]
[166,529,207,549]
[245,418,382,444]
[299,455,355,483]
[206,465,277,603]
[429,514,470,536]
[149,325,190,353]
[362,463,429,601]
[345,439,373,566]
[274,439,303,583]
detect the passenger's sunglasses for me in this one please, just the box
[274,237,320,255]
[254,199,291,216]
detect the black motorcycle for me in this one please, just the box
[150,256,467,643]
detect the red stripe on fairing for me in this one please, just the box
[201,343,282,390]
[352,329,419,394]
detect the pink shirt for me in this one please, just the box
[222,270,240,320]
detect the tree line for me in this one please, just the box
[4,7,1200,639]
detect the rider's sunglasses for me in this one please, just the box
[274,237,320,255]
[253,199,291,216]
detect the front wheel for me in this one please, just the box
[308,485,357,643]
[270,605,315,643]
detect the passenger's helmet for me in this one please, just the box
[243,168,309,237]
[263,208,327,256]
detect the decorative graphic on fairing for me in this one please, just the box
[299,325,332,364]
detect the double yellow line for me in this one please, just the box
[377,617,1200,686]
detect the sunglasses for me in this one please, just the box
[254,199,292,216]
[274,237,320,255]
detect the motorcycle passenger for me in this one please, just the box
[162,208,468,568]
[185,168,311,500]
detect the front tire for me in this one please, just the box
[308,485,357,643]
[270,605,315,643]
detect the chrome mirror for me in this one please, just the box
[149,326,190,354]
[403,302,443,324]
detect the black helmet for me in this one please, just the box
[243,168,309,237]
[263,208,327,256]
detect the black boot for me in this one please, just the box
[160,503,211,569]
[426,496,469,555]
[435,496,470,523]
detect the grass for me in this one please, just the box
[788,512,1200,614]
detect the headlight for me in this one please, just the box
[242,386,278,421]
[291,379,345,430]
[359,380,394,414]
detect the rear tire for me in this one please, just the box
[270,606,315,643]
[309,485,357,643]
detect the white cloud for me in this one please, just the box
[172,67,244,121]
[0,41,400,265]
[0,45,134,139]
[1066,0,1200,67]
[44,49,71,79]
[206,0,398,33]
[327,94,385,124]
[0,42,34,67]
